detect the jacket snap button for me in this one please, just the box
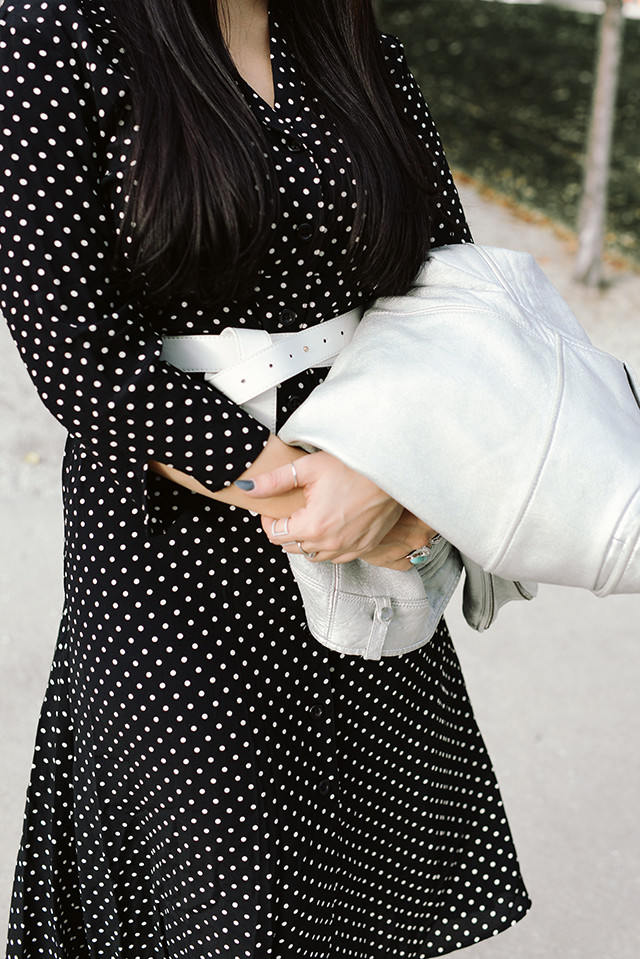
[317,779,331,796]
[380,606,394,622]
[279,308,298,326]
[297,222,314,241]
[309,703,324,719]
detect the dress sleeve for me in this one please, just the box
[380,34,472,248]
[0,3,268,528]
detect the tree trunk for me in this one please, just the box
[574,0,625,286]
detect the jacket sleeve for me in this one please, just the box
[380,34,472,248]
[0,3,268,527]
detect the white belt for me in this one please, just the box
[160,308,363,431]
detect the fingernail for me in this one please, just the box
[234,479,255,491]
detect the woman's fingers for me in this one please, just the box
[236,458,307,498]
[262,506,439,570]
[262,513,434,569]
[270,536,415,569]
[262,512,355,562]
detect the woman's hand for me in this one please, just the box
[239,451,404,563]
[356,509,439,570]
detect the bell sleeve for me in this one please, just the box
[380,33,472,248]
[0,3,269,528]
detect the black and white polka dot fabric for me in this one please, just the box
[0,1,531,956]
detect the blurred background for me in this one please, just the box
[2,2,640,957]
[379,0,640,277]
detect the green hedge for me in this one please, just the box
[380,0,640,257]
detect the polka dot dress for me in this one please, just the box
[0,2,531,957]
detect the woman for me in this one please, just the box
[0,0,530,955]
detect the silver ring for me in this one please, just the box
[405,545,432,561]
[297,542,317,559]
[290,461,299,489]
[406,535,441,565]
[271,517,290,538]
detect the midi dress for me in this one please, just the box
[0,2,531,956]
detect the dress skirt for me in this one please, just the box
[4,444,530,959]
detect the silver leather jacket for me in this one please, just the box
[280,243,640,658]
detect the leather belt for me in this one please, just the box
[160,308,363,431]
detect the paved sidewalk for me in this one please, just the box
[1,180,639,957]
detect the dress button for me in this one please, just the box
[380,606,394,622]
[317,779,331,796]
[309,703,324,719]
[287,393,302,411]
[279,308,298,326]
[297,222,314,241]
[288,139,303,152]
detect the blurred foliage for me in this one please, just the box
[379,0,640,258]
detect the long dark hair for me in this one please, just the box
[110,0,437,306]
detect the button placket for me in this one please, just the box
[317,779,331,796]
[296,222,314,241]
[278,308,298,326]
[301,664,336,804]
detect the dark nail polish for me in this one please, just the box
[234,479,255,491]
